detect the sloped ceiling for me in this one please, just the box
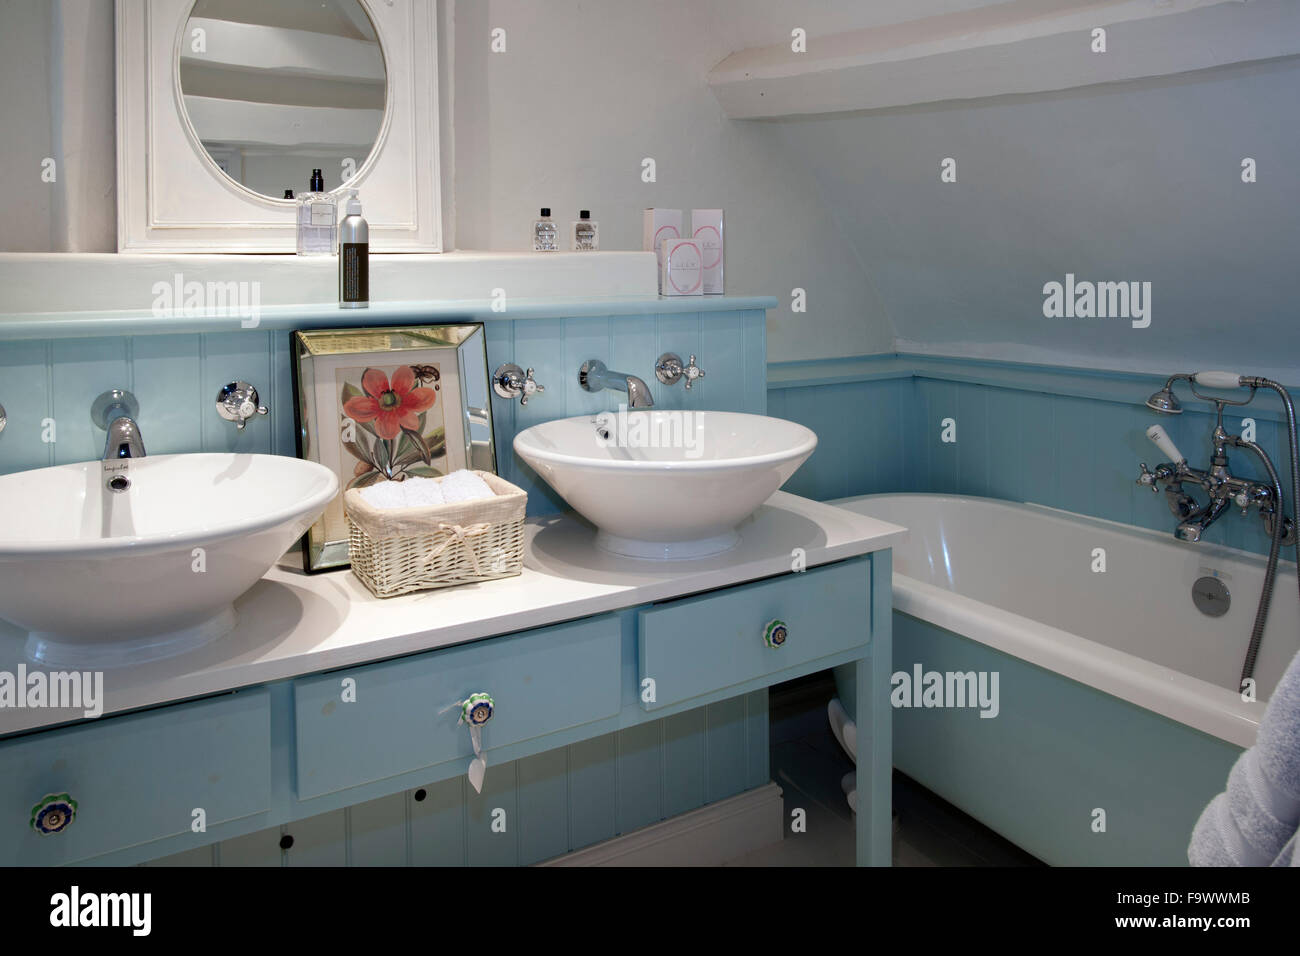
[735,2,1300,379]
[769,57,1300,379]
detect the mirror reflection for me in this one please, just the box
[178,0,386,200]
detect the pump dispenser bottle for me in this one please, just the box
[339,190,368,308]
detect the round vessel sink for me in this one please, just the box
[514,410,816,559]
[0,453,337,666]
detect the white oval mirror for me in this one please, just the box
[177,0,387,201]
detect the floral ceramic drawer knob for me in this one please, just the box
[461,692,494,726]
[30,793,78,835]
[763,619,788,649]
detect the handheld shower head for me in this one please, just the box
[1145,380,1183,415]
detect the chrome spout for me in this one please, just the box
[1176,496,1230,542]
[579,359,656,408]
[92,389,146,460]
[103,416,146,461]
[91,389,145,492]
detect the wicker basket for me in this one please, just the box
[344,471,527,598]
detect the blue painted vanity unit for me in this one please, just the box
[0,294,901,867]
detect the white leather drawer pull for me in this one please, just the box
[439,692,495,793]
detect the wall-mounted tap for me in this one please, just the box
[655,352,706,391]
[579,359,655,408]
[91,389,145,492]
[1142,370,1300,690]
[1138,417,1293,545]
[1138,374,1295,547]
[216,381,269,430]
[493,364,545,406]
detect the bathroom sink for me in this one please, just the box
[0,454,337,666]
[514,411,817,559]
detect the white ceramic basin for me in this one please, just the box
[514,410,816,559]
[0,453,337,666]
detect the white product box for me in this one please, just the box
[659,237,703,296]
[691,209,724,294]
[643,209,683,290]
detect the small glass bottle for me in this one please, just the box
[296,168,337,256]
[532,207,558,252]
[572,210,599,251]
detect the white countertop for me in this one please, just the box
[0,493,905,735]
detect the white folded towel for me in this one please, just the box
[439,469,494,503]
[359,476,445,509]
[358,471,495,509]
[1190,647,1300,866]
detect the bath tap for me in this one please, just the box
[1140,369,1300,688]
[1175,495,1232,543]
[91,389,145,492]
[1137,419,1292,545]
[578,359,655,408]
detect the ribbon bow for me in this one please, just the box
[424,521,492,575]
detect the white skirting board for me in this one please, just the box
[539,783,785,867]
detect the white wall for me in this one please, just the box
[0,0,55,252]
[778,54,1300,379]
[5,0,1295,375]
[448,0,895,360]
[0,0,892,361]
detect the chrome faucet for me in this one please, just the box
[578,359,655,408]
[1138,374,1294,546]
[91,389,145,492]
[1141,370,1300,690]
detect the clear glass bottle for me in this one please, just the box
[532,207,558,252]
[572,210,599,251]
[296,168,337,256]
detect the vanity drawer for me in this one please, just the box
[293,615,622,800]
[0,688,271,865]
[638,558,871,711]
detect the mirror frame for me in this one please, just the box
[115,0,442,253]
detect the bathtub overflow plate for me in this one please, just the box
[1192,576,1230,617]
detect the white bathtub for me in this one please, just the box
[838,493,1298,748]
[831,493,1299,864]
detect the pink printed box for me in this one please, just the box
[659,237,704,296]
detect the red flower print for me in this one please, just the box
[342,366,437,440]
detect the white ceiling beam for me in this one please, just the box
[709,0,1299,118]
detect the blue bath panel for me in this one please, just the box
[883,612,1240,866]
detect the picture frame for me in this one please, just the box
[291,324,496,572]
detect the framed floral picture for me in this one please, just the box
[291,324,496,572]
